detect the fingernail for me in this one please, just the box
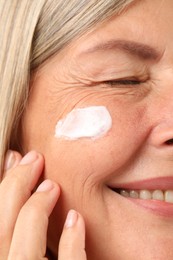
[19,151,38,165]
[4,150,15,170]
[65,210,78,228]
[36,179,54,192]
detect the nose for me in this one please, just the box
[148,80,173,148]
[146,72,173,149]
[149,121,173,148]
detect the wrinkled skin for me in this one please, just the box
[22,0,173,259]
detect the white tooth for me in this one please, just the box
[139,190,152,200]
[152,190,164,201]
[165,190,173,203]
[129,190,139,198]
[120,190,129,197]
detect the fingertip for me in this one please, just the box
[64,210,85,230]
[64,209,78,228]
[59,210,86,260]
[4,150,22,172]
[19,151,40,165]
[19,151,45,173]
[12,151,23,166]
[76,212,86,237]
[36,179,61,195]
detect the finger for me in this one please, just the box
[0,151,44,259]
[3,150,22,178]
[8,180,60,259]
[58,210,87,260]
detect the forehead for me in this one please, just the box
[43,0,173,74]
[67,0,173,58]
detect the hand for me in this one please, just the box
[0,150,87,259]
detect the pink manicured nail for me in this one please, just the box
[36,179,54,192]
[4,150,15,170]
[65,210,78,228]
[20,151,38,165]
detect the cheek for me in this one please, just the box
[22,79,149,193]
[44,103,147,189]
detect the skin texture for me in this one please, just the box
[21,0,173,259]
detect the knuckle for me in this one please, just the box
[20,198,48,223]
[3,167,31,190]
[6,174,27,194]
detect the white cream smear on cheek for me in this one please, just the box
[55,106,112,140]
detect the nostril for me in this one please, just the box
[165,139,173,145]
[149,123,173,148]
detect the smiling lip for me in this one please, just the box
[109,176,173,217]
[109,176,173,190]
[126,198,173,217]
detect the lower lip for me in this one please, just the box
[126,197,173,217]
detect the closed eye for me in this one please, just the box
[104,78,143,87]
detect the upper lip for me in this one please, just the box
[108,176,173,191]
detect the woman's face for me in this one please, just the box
[22,0,173,259]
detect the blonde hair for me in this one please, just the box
[0,0,134,179]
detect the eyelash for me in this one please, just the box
[104,78,143,87]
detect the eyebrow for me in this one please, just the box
[82,39,162,61]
